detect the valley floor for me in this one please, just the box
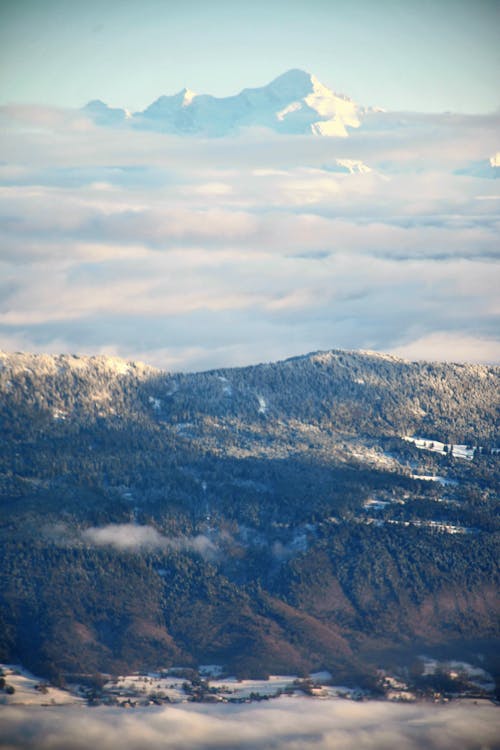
[0,658,496,709]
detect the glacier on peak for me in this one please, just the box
[83,69,362,137]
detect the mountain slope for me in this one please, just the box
[0,349,498,683]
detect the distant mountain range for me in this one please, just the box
[84,69,364,137]
[0,348,499,686]
[81,69,500,180]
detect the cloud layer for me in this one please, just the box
[0,107,499,370]
[1,698,498,750]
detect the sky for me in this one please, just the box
[1,0,499,113]
[0,1,499,371]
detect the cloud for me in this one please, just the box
[0,698,498,750]
[0,105,499,369]
[81,524,215,557]
[388,332,500,366]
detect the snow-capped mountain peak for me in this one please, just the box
[84,69,362,138]
[262,69,360,136]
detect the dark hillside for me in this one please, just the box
[0,349,498,682]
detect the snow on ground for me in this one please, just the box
[447,662,495,691]
[363,498,390,510]
[288,73,361,138]
[393,518,472,534]
[404,436,475,461]
[257,395,267,415]
[148,396,161,410]
[362,518,472,535]
[52,408,67,421]
[206,673,366,701]
[199,665,224,678]
[345,444,401,471]
[105,671,363,703]
[411,520,472,535]
[100,357,132,375]
[0,665,83,706]
[410,474,457,486]
[451,445,475,460]
[420,658,495,692]
[209,675,297,699]
[104,675,187,703]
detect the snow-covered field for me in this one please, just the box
[403,436,475,461]
[410,473,457,485]
[209,674,297,699]
[0,665,83,706]
[104,674,187,703]
[105,672,335,702]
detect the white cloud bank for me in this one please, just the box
[0,106,498,370]
[1,698,498,750]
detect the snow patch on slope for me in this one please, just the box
[306,75,360,137]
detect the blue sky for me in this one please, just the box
[1,0,499,112]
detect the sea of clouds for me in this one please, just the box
[1,697,499,750]
[0,105,498,370]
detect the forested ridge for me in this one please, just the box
[0,349,498,685]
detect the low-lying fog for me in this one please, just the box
[1,697,498,750]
